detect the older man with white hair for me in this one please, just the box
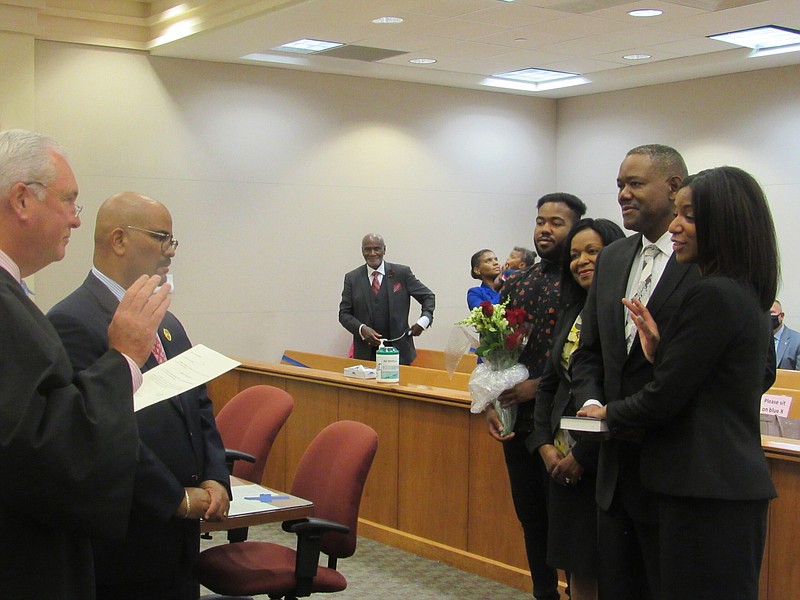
[0,129,170,598]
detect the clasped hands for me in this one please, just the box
[176,480,230,521]
[539,445,584,487]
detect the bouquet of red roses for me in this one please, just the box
[456,300,531,435]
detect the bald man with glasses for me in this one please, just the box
[48,192,230,600]
[0,130,171,598]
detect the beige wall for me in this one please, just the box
[31,41,557,361]
[556,65,800,322]
[3,38,796,362]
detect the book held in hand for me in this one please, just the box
[560,415,609,433]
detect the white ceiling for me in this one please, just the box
[5,0,800,98]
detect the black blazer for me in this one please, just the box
[338,261,435,365]
[607,276,776,500]
[570,234,701,510]
[47,272,229,586]
[529,302,599,472]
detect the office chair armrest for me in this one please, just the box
[283,517,350,535]
[224,448,256,473]
[283,518,351,597]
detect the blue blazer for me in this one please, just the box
[467,282,500,310]
[777,325,800,370]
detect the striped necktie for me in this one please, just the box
[626,244,658,352]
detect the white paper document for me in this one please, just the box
[229,484,290,516]
[133,344,240,412]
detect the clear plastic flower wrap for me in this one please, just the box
[455,300,532,436]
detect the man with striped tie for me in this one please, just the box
[570,145,700,600]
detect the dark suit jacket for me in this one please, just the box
[570,234,701,511]
[606,276,776,501]
[529,302,599,472]
[47,272,229,589]
[777,325,800,370]
[338,261,435,365]
[0,268,138,599]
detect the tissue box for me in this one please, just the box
[343,365,376,379]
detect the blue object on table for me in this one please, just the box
[243,493,291,503]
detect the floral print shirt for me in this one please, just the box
[500,258,562,430]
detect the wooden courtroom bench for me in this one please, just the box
[280,349,472,392]
[775,368,800,393]
[410,348,477,373]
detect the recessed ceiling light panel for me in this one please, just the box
[628,9,662,18]
[623,54,652,60]
[494,68,578,83]
[409,58,437,64]
[709,25,800,50]
[273,39,344,54]
[373,16,404,24]
[482,76,590,92]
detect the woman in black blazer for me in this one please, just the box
[581,166,779,600]
[530,218,625,600]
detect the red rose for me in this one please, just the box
[505,308,527,327]
[480,301,494,317]
[505,330,522,350]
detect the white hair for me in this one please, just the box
[0,129,64,200]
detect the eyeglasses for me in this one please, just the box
[125,225,179,252]
[24,181,83,217]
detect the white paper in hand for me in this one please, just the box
[133,344,240,412]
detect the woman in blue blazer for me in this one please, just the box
[581,166,778,600]
[467,249,501,310]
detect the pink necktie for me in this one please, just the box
[152,335,167,364]
[372,272,381,295]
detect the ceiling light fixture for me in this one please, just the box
[750,43,800,57]
[272,39,344,54]
[709,25,800,52]
[409,58,437,64]
[372,16,404,24]
[494,67,579,83]
[628,9,663,18]
[623,53,652,60]
[482,76,590,92]
[484,68,589,91]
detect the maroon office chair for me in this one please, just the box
[196,420,379,599]
[215,385,294,483]
[215,385,294,543]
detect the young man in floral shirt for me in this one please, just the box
[487,192,586,600]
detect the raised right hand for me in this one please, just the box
[108,274,171,366]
